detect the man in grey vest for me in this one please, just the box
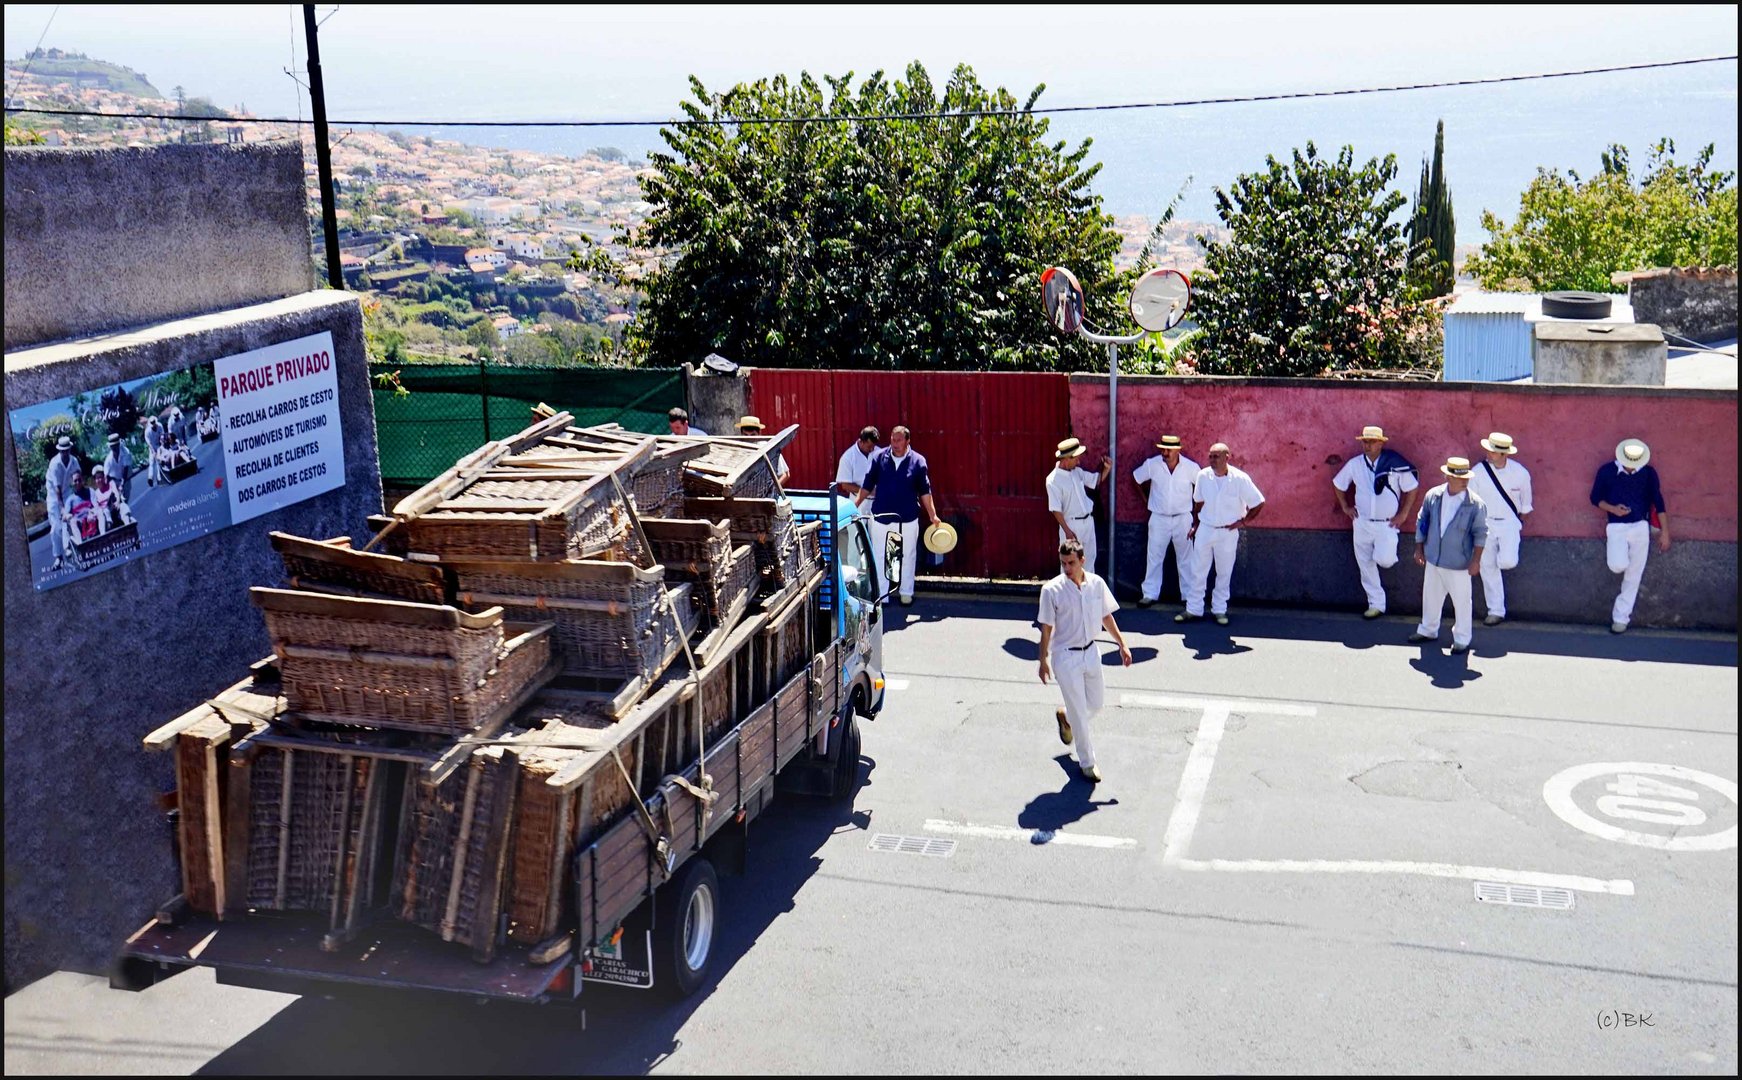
[1408,456,1488,654]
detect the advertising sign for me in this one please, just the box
[8,332,345,591]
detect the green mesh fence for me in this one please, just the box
[370,362,684,487]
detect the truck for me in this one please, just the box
[113,486,899,1006]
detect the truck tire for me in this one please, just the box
[654,857,718,998]
[831,713,862,801]
[1541,291,1613,319]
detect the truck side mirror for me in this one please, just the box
[882,528,903,603]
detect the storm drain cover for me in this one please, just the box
[869,834,957,857]
[1474,881,1575,910]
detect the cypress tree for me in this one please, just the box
[1408,120,1456,297]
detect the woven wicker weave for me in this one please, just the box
[391,746,517,951]
[271,532,448,604]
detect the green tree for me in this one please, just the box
[1468,139,1738,293]
[630,63,1126,371]
[1406,120,1455,298]
[1189,142,1438,376]
[466,318,500,358]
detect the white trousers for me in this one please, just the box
[1141,512,1194,602]
[1057,518,1097,576]
[1050,647,1104,768]
[48,511,67,560]
[1417,562,1475,647]
[147,452,164,485]
[1478,521,1522,617]
[1606,521,1650,626]
[871,516,921,599]
[1185,526,1239,616]
[1352,518,1401,611]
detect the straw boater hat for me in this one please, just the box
[1615,438,1650,470]
[1439,456,1474,478]
[1358,425,1389,442]
[108,432,122,445]
[1480,432,1517,455]
[55,435,73,451]
[91,464,106,477]
[737,415,764,432]
[924,520,958,555]
[1156,434,1183,451]
[1055,437,1086,460]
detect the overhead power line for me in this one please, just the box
[5,54,1736,129]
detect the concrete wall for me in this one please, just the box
[1533,322,1666,386]
[1621,267,1739,345]
[3,143,313,350]
[3,292,382,992]
[685,363,751,436]
[1069,375,1737,629]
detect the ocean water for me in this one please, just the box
[374,64,1735,245]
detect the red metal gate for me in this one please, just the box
[748,369,1069,579]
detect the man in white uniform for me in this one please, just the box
[44,435,81,571]
[1132,433,1199,607]
[143,417,164,487]
[1332,425,1421,618]
[834,426,880,498]
[1467,431,1532,625]
[1037,538,1133,784]
[1046,437,1110,574]
[1177,443,1266,625]
[102,432,135,504]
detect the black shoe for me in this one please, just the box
[1137,597,1154,608]
[1406,632,1435,644]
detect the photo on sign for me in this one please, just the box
[9,361,230,591]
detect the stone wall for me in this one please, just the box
[3,143,312,351]
[1620,267,1740,345]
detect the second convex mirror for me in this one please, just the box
[1040,266,1085,334]
[1129,268,1192,332]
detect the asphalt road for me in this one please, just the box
[4,598,1736,1075]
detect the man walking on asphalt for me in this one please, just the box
[856,425,941,606]
[1177,442,1266,626]
[1409,456,1488,654]
[1132,433,1198,607]
[1333,425,1421,619]
[1047,437,1110,575]
[1591,437,1670,634]
[1038,538,1133,784]
[1468,432,1532,625]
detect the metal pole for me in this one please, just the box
[478,352,492,441]
[1107,342,1118,591]
[303,4,344,290]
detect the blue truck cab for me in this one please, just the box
[788,487,890,721]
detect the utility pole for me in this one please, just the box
[304,4,344,290]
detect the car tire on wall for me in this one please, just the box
[1541,291,1614,319]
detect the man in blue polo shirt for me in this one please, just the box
[1590,437,1671,633]
[855,424,941,606]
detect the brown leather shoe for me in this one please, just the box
[1055,707,1073,746]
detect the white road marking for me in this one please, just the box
[1542,762,1737,852]
[924,819,1137,850]
[1121,693,1319,717]
[1173,858,1635,896]
[1160,704,1228,865]
[885,679,910,691]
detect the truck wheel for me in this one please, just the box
[655,857,718,998]
[831,713,862,801]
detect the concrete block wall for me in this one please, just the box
[3,143,313,351]
[2,293,381,992]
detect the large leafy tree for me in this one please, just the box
[1467,139,1738,293]
[628,63,1125,371]
[1188,142,1437,376]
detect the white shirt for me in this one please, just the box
[1439,490,1466,536]
[1132,454,1200,515]
[1046,464,1099,521]
[1038,570,1119,652]
[836,442,878,489]
[687,425,709,437]
[1468,458,1532,525]
[45,452,79,502]
[1193,465,1265,528]
[1332,453,1419,520]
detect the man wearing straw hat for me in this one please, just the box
[1591,438,1670,634]
[1408,457,1488,654]
[1332,425,1421,619]
[1037,537,1133,784]
[1468,432,1533,626]
[102,432,135,504]
[1047,437,1111,575]
[735,415,789,486]
[1132,433,1199,607]
[44,434,84,571]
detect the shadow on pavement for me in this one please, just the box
[1407,643,1485,689]
[194,757,881,1076]
[1015,756,1119,835]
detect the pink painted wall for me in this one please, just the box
[1068,377,1738,543]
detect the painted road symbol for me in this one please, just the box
[1543,762,1737,851]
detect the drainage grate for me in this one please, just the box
[1474,881,1575,910]
[869,834,957,857]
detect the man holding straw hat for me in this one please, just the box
[1047,437,1110,575]
[1408,456,1488,654]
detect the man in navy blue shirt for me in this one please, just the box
[855,425,941,606]
[1590,437,1671,633]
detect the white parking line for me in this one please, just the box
[1122,693,1319,717]
[1161,704,1228,866]
[924,819,1137,850]
[1174,858,1635,896]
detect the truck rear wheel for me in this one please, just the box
[655,857,719,998]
